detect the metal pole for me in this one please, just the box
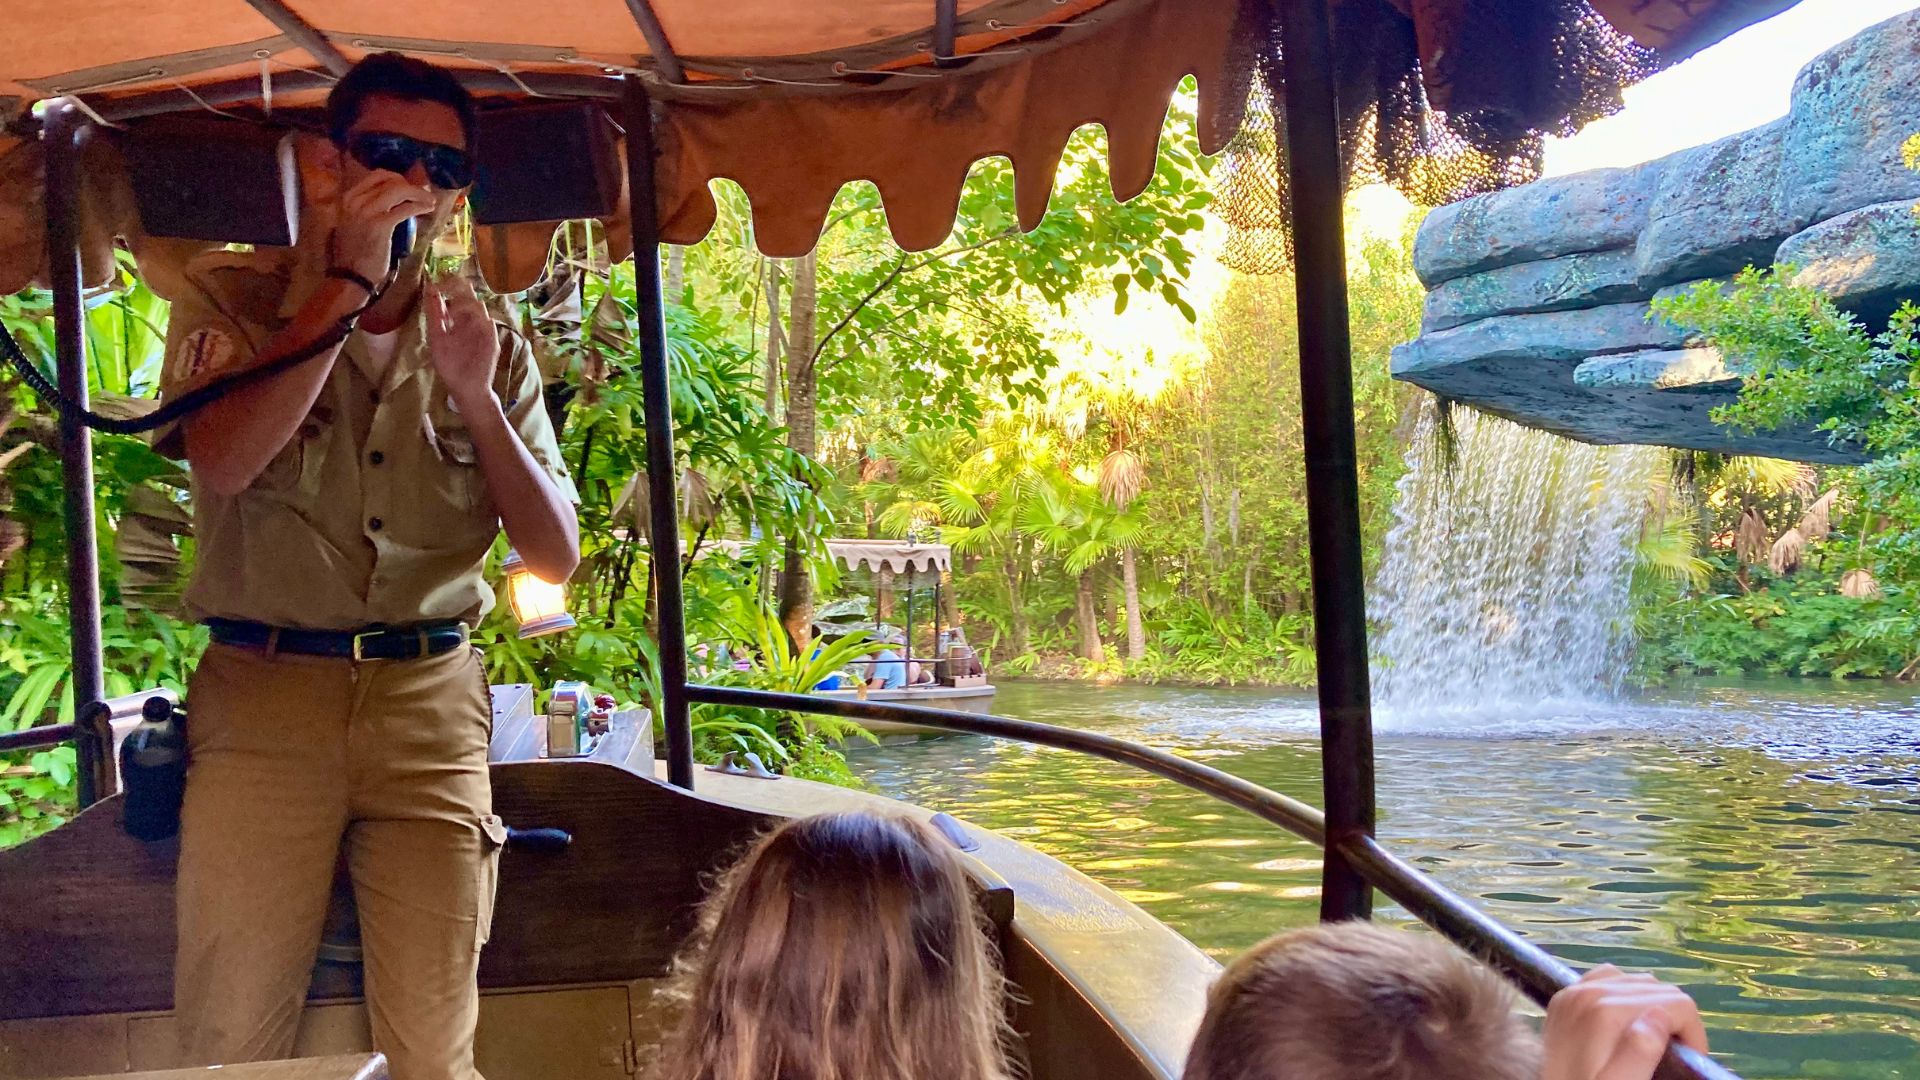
[43,101,108,808]
[623,79,694,789]
[1274,0,1377,922]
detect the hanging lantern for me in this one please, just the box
[502,549,576,639]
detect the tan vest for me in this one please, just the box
[157,259,577,630]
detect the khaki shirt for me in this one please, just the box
[158,258,578,631]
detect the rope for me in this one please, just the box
[63,96,123,131]
[171,80,244,120]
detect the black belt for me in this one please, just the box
[206,618,469,661]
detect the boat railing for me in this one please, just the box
[0,689,174,755]
[687,684,1738,1080]
[2,682,1737,1079]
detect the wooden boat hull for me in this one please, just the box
[0,685,1214,1080]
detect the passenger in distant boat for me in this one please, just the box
[864,628,911,689]
[868,645,908,689]
[655,811,1014,1080]
[866,647,936,688]
[1183,921,1707,1080]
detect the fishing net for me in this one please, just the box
[1216,0,1667,273]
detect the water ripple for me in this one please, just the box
[855,679,1920,1080]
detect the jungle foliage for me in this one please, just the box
[1634,263,1920,681]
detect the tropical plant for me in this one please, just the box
[681,91,1216,647]
[689,597,881,787]
[1658,270,1920,584]
[1638,236,1920,680]
[1,258,208,846]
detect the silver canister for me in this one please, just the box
[546,681,588,757]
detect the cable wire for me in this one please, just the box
[0,317,355,436]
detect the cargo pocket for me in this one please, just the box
[475,813,509,950]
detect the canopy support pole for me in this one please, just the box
[933,0,960,66]
[622,0,686,84]
[1275,0,1378,922]
[241,0,352,76]
[43,101,109,808]
[624,78,694,789]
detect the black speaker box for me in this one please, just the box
[471,102,621,225]
[125,116,300,246]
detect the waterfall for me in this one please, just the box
[1371,399,1664,716]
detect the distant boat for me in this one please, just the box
[801,538,995,738]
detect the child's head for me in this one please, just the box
[1184,921,1541,1080]
[659,811,1012,1080]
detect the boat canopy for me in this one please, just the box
[713,538,951,576]
[822,539,950,575]
[1,0,1796,294]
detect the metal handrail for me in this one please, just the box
[687,685,1738,1080]
[0,689,179,755]
[0,724,77,754]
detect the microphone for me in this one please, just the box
[390,218,416,272]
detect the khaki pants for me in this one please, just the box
[174,642,502,1080]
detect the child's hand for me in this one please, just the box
[1543,966,1709,1080]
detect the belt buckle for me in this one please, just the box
[351,629,383,662]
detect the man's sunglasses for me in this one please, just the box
[346,131,475,190]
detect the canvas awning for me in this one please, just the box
[0,0,1803,294]
[822,539,951,575]
[710,538,952,575]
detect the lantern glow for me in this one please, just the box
[502,549,576,639]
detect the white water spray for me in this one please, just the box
[1371,400,1664,717]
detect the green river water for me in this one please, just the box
[852,678,1920,1080]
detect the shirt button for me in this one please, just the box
[369,450,385,465]
[369,517,384,531]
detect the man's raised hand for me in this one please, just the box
[332,171,435,287]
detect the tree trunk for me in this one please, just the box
[1006,547,1030,657]
[763,262,786,419]
[1200,479,1215,553]
[777,250,819,648]
[1076,570,1105,662]
[941,569,962,633]
[878,566,896,621]
[664,245,685,300]
[1122,547,1145,661]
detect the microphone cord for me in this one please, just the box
[0,313,356,436]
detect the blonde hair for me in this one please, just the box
[657,811,1015,1080]
[1183,921,1541,1080]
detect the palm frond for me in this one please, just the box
[1728,456,1815,499]
[1734,507,1769,565]
[1768,527,1805,576]
[1799,488,1840,542]
[1097,449,1146,509]
[1840,568,1883,599]
[1634,513,1712,591]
